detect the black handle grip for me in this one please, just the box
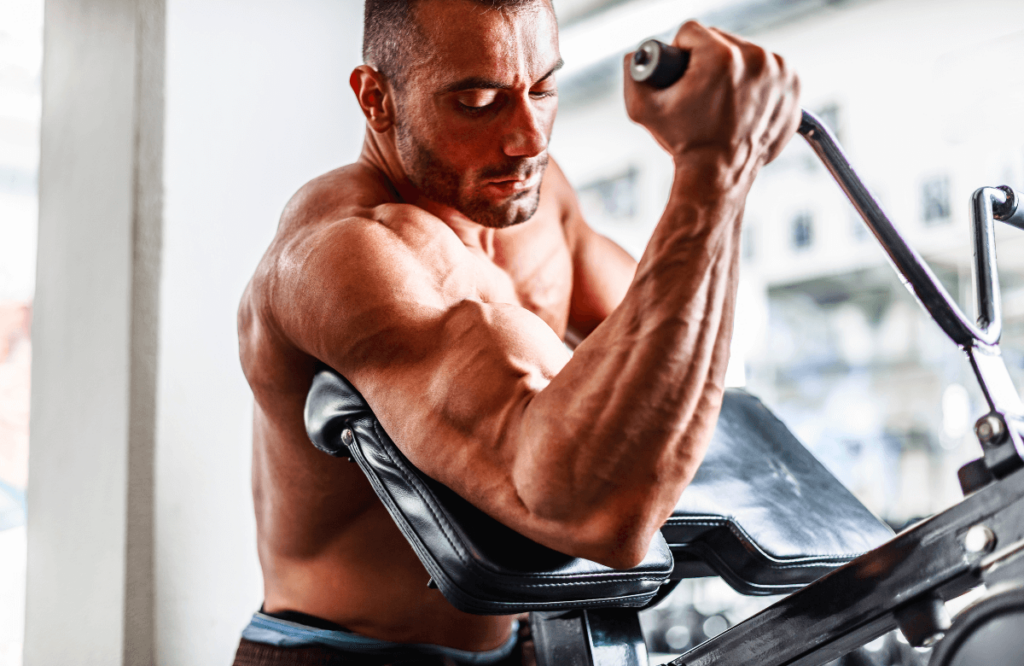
[630,39,690,89]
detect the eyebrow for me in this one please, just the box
[439,58,564,94]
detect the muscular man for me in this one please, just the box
[235,0,799,663]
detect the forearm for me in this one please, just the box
[332,21,799,569]
[511,165,745,560]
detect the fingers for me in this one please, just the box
[770,56,801,158]
[671,21,742,81]
[624,19,801,168]
[622,51,677,154]
[705,25,759,52]
[701,24,799,165]
[669,20,713,50]
[753,54,790,148]
[622,51,667,132]
[763,65,802,165]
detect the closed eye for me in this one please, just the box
[457,89,499,112]
[459,100,495,112]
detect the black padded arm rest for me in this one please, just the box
[663,389,895,595]
[305,367,673,615]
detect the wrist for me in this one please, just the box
[670,150,751,206]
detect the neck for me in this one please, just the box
[358,127,497,253]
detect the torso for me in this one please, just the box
[238,160,576,651]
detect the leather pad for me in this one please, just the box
[663,390,894,594]
[305,367,893,608]
[304,367,673,615]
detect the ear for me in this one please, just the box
[350,65,396,133]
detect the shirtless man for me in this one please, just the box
[235,0,799,663]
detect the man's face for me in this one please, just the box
[393,0,560,229]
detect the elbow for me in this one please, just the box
[512,444,697,571]
[514,478,689,571]
[587,541,653,571]
[574,516,660,570]
[530,505,664,571]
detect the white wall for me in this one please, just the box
[156,1,365,663]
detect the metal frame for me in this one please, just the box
[798,112,1003,351]
[798,112,1024,478]
[532,608,650,666]
[667,463,1024,665]
[658,112,1024,666]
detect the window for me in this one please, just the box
[922,176,951,224]
[791,211,814,250]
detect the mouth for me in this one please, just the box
[484,171,542,198]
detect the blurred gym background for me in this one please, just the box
[2,0,1023,663]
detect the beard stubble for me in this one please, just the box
[395,119,548,229]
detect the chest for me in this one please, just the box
[468,212,574,337]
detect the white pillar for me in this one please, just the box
[29,0,366,663]
[27,0,164,664]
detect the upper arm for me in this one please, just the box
[269,214,576,537]
[548,162,638,339]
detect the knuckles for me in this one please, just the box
[674,19,706,42]
[705,38,737,74]
[743,45,769,78]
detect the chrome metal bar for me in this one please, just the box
[970,187,1004,338]
[995,185,1024,230]
[967,345,1024,416]
[797,111,999,348]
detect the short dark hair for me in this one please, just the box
[362,0,543,89]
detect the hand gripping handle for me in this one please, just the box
[627,37,1010,350]
[629,35,1024,418]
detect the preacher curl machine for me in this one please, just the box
[304,38,1024,666]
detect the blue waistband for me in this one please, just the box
[242,611,519,665]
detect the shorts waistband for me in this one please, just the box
[241,611,519,665]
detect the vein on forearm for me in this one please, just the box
[513,184,743,525]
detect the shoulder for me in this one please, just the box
[276,162,463,265]
[244,170,474,372]
[261,161,464,294]
[277,162,395,230]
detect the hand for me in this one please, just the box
[623,22,801,189]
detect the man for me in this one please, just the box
[235,0,800,663]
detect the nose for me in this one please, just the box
[503,97,548,159]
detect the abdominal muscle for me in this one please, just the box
[251,386,517,653]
